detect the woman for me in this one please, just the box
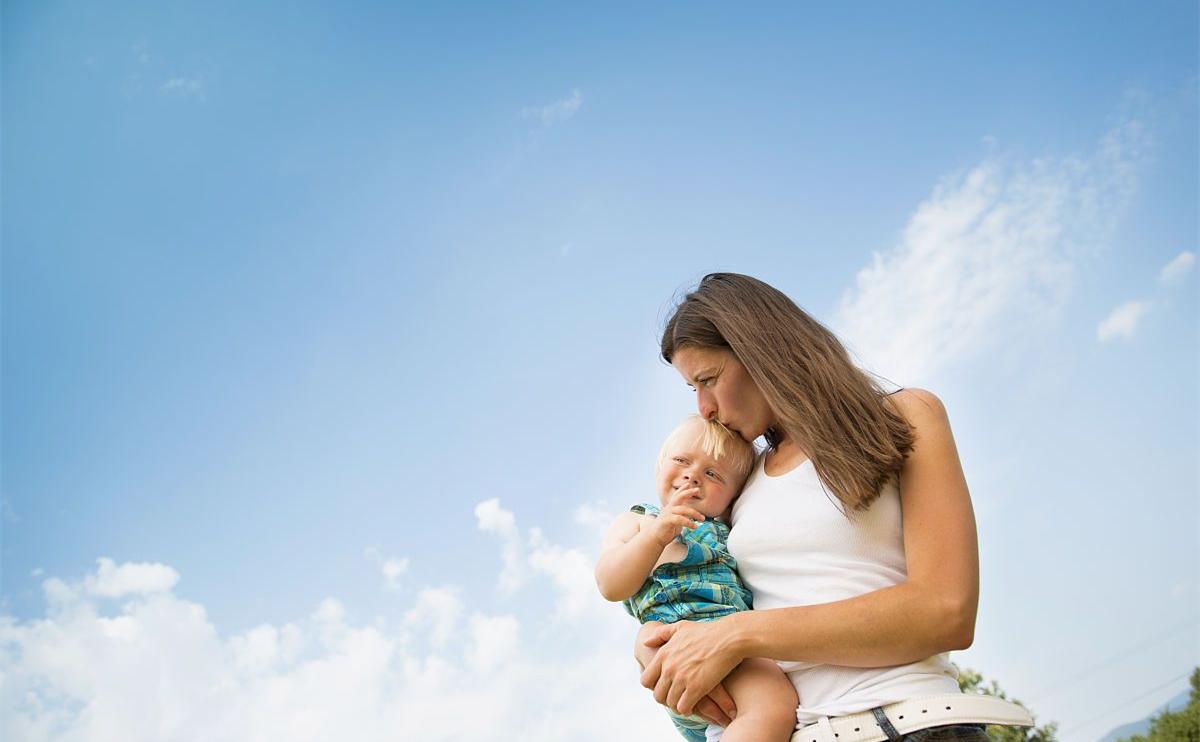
[637,273,1032,741]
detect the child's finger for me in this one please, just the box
[658,515,687,536]
[664,504,706,522]
[668,486,701,507]
[670,514,699,532]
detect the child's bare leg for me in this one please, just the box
[634,622,715,740]
[720,657,798,742]
[633,621,664,670]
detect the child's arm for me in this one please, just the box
[594,492,707,602]
[594,513,666,602]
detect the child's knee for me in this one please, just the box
[737,701,798,736]
[734,658,798,726]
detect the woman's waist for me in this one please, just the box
[778,657,961,724]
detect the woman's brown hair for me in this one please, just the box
[660,272,915,513]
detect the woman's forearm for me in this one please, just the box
[726,581,975,668]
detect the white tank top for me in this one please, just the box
[727,453,960,724]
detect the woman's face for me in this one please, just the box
[671,346,775,443]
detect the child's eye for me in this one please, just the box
[673,456,688,464]
[706,469,722,481]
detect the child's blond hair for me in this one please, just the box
[655,414,756,486]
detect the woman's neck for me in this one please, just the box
[772,434,808,462]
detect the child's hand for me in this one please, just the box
[648,484,707,547]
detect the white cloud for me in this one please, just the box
[521,88,583,126]
[474,499,605,623]
[474,498,525,593]
[364,547,410,591]
[527,527,598,622]
[1,548,672,741]
[573,500,615,533]
[833,114,1147,385]
[465,613,519,672]
[474,498,517,533]
[1097,300,1151,342]
[403,586,463,649]
[381,559,409,588]
[84,557,179,598]
[1159,250,1196,285]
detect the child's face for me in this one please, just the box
[655,421,748,519]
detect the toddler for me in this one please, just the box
[594,415,798,742]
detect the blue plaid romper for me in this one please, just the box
[623,503,754,742]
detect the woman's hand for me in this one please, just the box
[635,621,737,727]
[639,619,744,718]
[691,683,737,728]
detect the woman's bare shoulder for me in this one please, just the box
[885,387,949,428]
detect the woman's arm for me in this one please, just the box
[641,388,980,714]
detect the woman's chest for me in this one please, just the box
[728,465,904,564]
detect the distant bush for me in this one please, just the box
[1118,667,1200,742]
[956,667,1058,742]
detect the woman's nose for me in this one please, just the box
[697,390,717,420]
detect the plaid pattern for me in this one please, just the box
[622,502,753,624]
[623,502,754,741]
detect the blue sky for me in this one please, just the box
[2,2,1197,741]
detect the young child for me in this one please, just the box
[595,415,798,742]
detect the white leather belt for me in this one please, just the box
[789,694,1034,742]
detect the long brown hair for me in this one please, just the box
[660,272,915,513]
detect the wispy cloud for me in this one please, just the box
[1,526,668,741]
[473,498,596,622]
[161,77,204,99]
[1159,250,1196,285]
[364,547,410,591]
[1092,248,1191,343]
[573,500,615,533]
[833,112,1148,384]
[1096,300,1151,342]
[521,88,583,126]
